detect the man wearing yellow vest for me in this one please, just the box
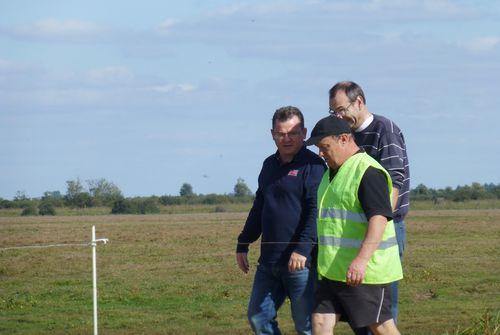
[305,116,402,335]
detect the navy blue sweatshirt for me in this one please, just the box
[236,145,326,266]
[354,114,410,222]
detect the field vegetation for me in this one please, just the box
[1,205,499,334]
[1,181,499,217]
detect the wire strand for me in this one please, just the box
[0,242,91,251]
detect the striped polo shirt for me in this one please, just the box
[354,114,410,222]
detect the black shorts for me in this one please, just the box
[313,279,393,328]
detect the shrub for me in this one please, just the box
[214,206,227,213]
[38,202,56,216]
[0,199,13,209]
[159,195,185,205]
[111,198,135,214]
[111,197,160,214]
[21,205,38,216]
[140,198,160,214]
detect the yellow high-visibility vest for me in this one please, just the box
[317,152,403,284]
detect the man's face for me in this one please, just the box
[329,90,359,129]
[317,135,343,169]
[271,115,306,159]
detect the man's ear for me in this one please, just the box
[356,95,364,109]
[302,127,307,138]
[340,133,349,144]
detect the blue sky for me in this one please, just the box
[1,0,499,199]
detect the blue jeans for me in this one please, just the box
[391,220,406,322]
[247,263,315,335]
[352,220,406,335]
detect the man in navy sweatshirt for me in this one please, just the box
[236,106,326,335]
[328,81,410,331]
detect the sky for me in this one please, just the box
[1,0,499,199]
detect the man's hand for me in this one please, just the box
[288,252,307,272]
[346,256,368,286]
[236,252,249,273]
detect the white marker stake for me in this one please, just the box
[92,225,98,335]
[91,226,109,335]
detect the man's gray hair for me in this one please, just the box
[329,81,366,104]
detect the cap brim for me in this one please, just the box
[304,136,323,146]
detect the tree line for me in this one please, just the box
[0,177,254,216]
[1,179,498,216]
[410,182,500,202]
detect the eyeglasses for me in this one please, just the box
[272,130,303,140]
[329,102,353,116]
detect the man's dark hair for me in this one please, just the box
[272,106,304,129]
[329,81,366,104]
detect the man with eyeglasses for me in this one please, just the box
[328,81,410,333]
[236,106,326,335]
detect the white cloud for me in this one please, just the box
[87,66,133,83]
[0,58,40,74]
[207,2,298,17]
[202,0,477,22]
[150,83,196,94]
[462,37,500,52]
[6,18,106,41]
[0,58,200,112]
[156,18,178,34]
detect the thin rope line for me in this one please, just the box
[0,242,91,251]
[237,241,382,245]
[237,241,318,245]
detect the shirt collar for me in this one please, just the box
[355,114,374,133]
[274,144,307,164]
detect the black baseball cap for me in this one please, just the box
[305,116,351,146]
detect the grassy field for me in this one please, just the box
[2,199,499,217]
[1,208,499,334]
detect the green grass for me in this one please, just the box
[410,198,500,210]
[0,209,499,334]
[1,198,498,218]
[0,203,253,217]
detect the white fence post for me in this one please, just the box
[92,226,108,335]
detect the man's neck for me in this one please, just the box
[279,154,294,164]
[354,110,372,131]
[355,113,374,132]
[338,145,360,166]
[278,146,303,165]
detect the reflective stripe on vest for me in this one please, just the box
[320,208,367,223]
[319,235,398,250]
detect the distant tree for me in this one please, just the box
[87,178,123,206]
[485,183,500,199]
[12,190,32,208]
[65,178,84,206]
[441,186,454,200]
[0,198,13,209]
[73,192,93,208]
[14,190,28,201]
[411,183,432,200]
[453,185,471,202]
[180,183,194,197]
[43,190,62,199]
[234,178,252,197]
[470,182,488,200]
[42,191,64,207]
